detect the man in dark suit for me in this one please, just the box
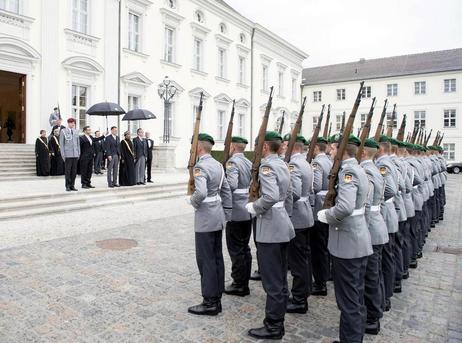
[133,128,148,185]
[93,131,105,174]
[79,126,105,189]
[104,126,120,188]
[145,131,154,183]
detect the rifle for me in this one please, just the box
[306,104,325,163]
[396,113,406,141]
[340,111,346,134]
[328,122,332,137]
[323,104,331,138]
[424,129,432,147]
[374,99,388,141]
[278,111,285,134]
[187,92,204,195]
[438,133,444,146]
[284,97,307,163]
[249,87,274,202]
[323,81,364,209]
[222,100,235,168]
[356,96,376,161]
[405,132,411,143]
[411,123,420,144]
[57,102,62,120]
[432,131,440,146]
[416,128,423,145]
[386,104,396,137]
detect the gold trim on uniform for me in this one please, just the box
[261,166,271,175]
[288,165,296,173]
[344,174,353,183]
[379,166,387,175]
[194,168,201,177]
[312,162,318,170]
[226,161,235,169]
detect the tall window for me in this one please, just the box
[387,83,398,96]
[443,143,455,161]
[291,78,297,101]
[218,48,226,79]
[444,109,456,128]
[164,27,175,62]
[360,113,366,128]
[313,91,322,102]
[386,112,398,128]
[336,114,342,131]
[414,111,426,128]
[193,38,203,71]
[238,113,245,137]
[336,88,346,100]
[444,79,456,93]
[0,0,19,13]
[361,86,371,98]
[217,110,225,140]
[312,116,318,131]
[127,95,141,134]
[238,56,246,84]
[415,81,426,95]
[262,65,268,90]
[72,0,88,34]
[278,71,284,97]
[128,12,141,52]
[72,85,88,130]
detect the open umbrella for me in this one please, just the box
[122,109,157,121]
[86,102,126,131]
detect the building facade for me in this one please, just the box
[0,0,307,167]
[301,49,462,162]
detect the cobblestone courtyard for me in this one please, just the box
[0,176,461,342]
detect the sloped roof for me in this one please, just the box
[302,48,462,86]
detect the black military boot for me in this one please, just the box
[188,299,222,316]
[250,270,262,281]
[402,270,410,279]
[224,283,250,297]
[417,251,423,259]
[248,319,284,340]
[384,298,391,312]
[409,259,418,269]
[365,318,380,335]
[394,283,402,293]
[286,298,308,314]
[311,283,327,296]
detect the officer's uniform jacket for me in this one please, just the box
[422,156,434,199]
[191,154,232,233]
[390,154,408,222]
[429,155,442,189]
[325,158,373,259]
[288,153,314,230]
[437,154,447,185]
[375,155,399,233]
[59,127,80,159]
[253,154,295,243]
[312,153,333,221]
[400,158,416,218]
[225,153,252,222]
[360,160,389,246]
[406,156,424,211]
[415,157,430,203]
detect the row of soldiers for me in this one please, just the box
[186,129,447,342]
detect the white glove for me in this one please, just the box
[317,209,328,224]
[186,197,192,205]
[246,202,256,216]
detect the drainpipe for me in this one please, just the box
[117,0,122,130]
[250,27,255,150]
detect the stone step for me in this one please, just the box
[0,170,36,176]
[0,167,36,173]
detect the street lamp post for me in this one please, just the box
[158,76,177,144]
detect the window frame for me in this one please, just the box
[414,110,426,128]
[262,64,269,91]
[387,83,398,97]
[313,90,322,102]
[238,113,245,137]
[72,0,89,34]
[336,88,346,101]
[193,37,203,72]
[0,0,19,13]
[444,79,456,93]
[164,26,175,63]
[127,95,141,134]
[217,47,227,79]
[443,109,456,128]
[443,143,455,161]
[361,86,371,98]
[71,84,89,131]
[128,11,141,52]
[335,114,342,131]
[414,81,426,95]
[278,71,284,97]
[217,110,226,140]
[238,56,246,85]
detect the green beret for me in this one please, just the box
[198,133,215,145]
[231,136,248,144]
[347,134,361,147]
[283,133,306,144]
[364,138,379,149]
[378,135,392,143]
[328,133,341,143]
[317,137,328,144]
[437,146,443,152]
[264,131,282,142]
[283,133,291,142]
[396,140,407,148]
[388,138,399,146]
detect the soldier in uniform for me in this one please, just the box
[317,135,372,343]
[310,136,333,296]
[360,138,389,335]
[285,134,314,314]
[246,131,295,340]
[224,136,253,297]
[59,118,81,191]
[187,133,232,316]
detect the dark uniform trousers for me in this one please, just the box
[402,219,413,272]
[332,255,368,343]
[288,228,312,302]
[419,203,428,248]
[311,220,330,287]
[94,152,103,173]
[382,233,395,301]
[433,190,440,223]
[225,220,252,288]
[410,211,422,259]
[65,157,79,189]
[195,231,225,302]
[394,221,406,285]
[80,157,94,186]
[440,185,446,217]
[257,242,289,323]
[365,245,384,320]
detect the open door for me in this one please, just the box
[19,74,26,143]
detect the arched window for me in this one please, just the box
[239,33,246,44]
[195,10,204,23]
[219,23,227,34]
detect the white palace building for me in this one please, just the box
[0,0,307,168]
[301,48,462,163]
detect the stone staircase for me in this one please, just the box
[0,144,36,181]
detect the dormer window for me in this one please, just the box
[219,23,227,34]
[195,10,204,23]
[239,33,246,44]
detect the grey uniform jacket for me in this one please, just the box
[361,160,389,246]
[59,128,80,159]
[225,153,252,222]
[422,157,434,199]
[253,154,295,243]
[325,158,373,259]
[389,155,408,222]
[288,153,315,230]
[401,158,416,218]
[190,154,232,233]
[312,153,333,221]
[437,155,447,185]
[406,156,424,211]
[430,155,441,189]
[375,155,399,233]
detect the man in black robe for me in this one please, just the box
[48,127,64,175]
[119,131,136,186]
[79,126,105,189]
[35,130,50,176]
[93,130,105,174]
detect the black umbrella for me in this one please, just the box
[122,109,157,121]
[86,102,126,131]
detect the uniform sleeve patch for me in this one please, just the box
[312,163,318,170]
[288,165,296,173]
[261,166,271,175]
[194,168,201,177]
[226,162,235,169]
[379,167,387,175]
[344,174,353,183]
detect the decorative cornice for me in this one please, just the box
[127,0,154,8]
[190,22,211,37]
[236,44,250,56]
[260,53,273,64]
[159,7,185,25]
[189,87,211,99]
[0,9,34,28]
[121,72,153,87]
[215,33,233,46]
[64,29,100,48]
[62,56,104,75]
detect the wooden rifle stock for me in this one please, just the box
[374,99,388,141]
[396,113,406,141]
[278,111,285,134]
[432,131,440,146]
[284,97,307,163]
[222,100,235,168]
[386,104,396,137]
[306,104,325,163]
[340,111,346,134]
[438,133,444,146]
[187,92,204,195]
[424,129,432,147]
[323,81,365,209]
[328,122,332,137]
[411,123,420,144]
[323,104,331,138]
[356,97,376,161]
[249,87,274,202]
